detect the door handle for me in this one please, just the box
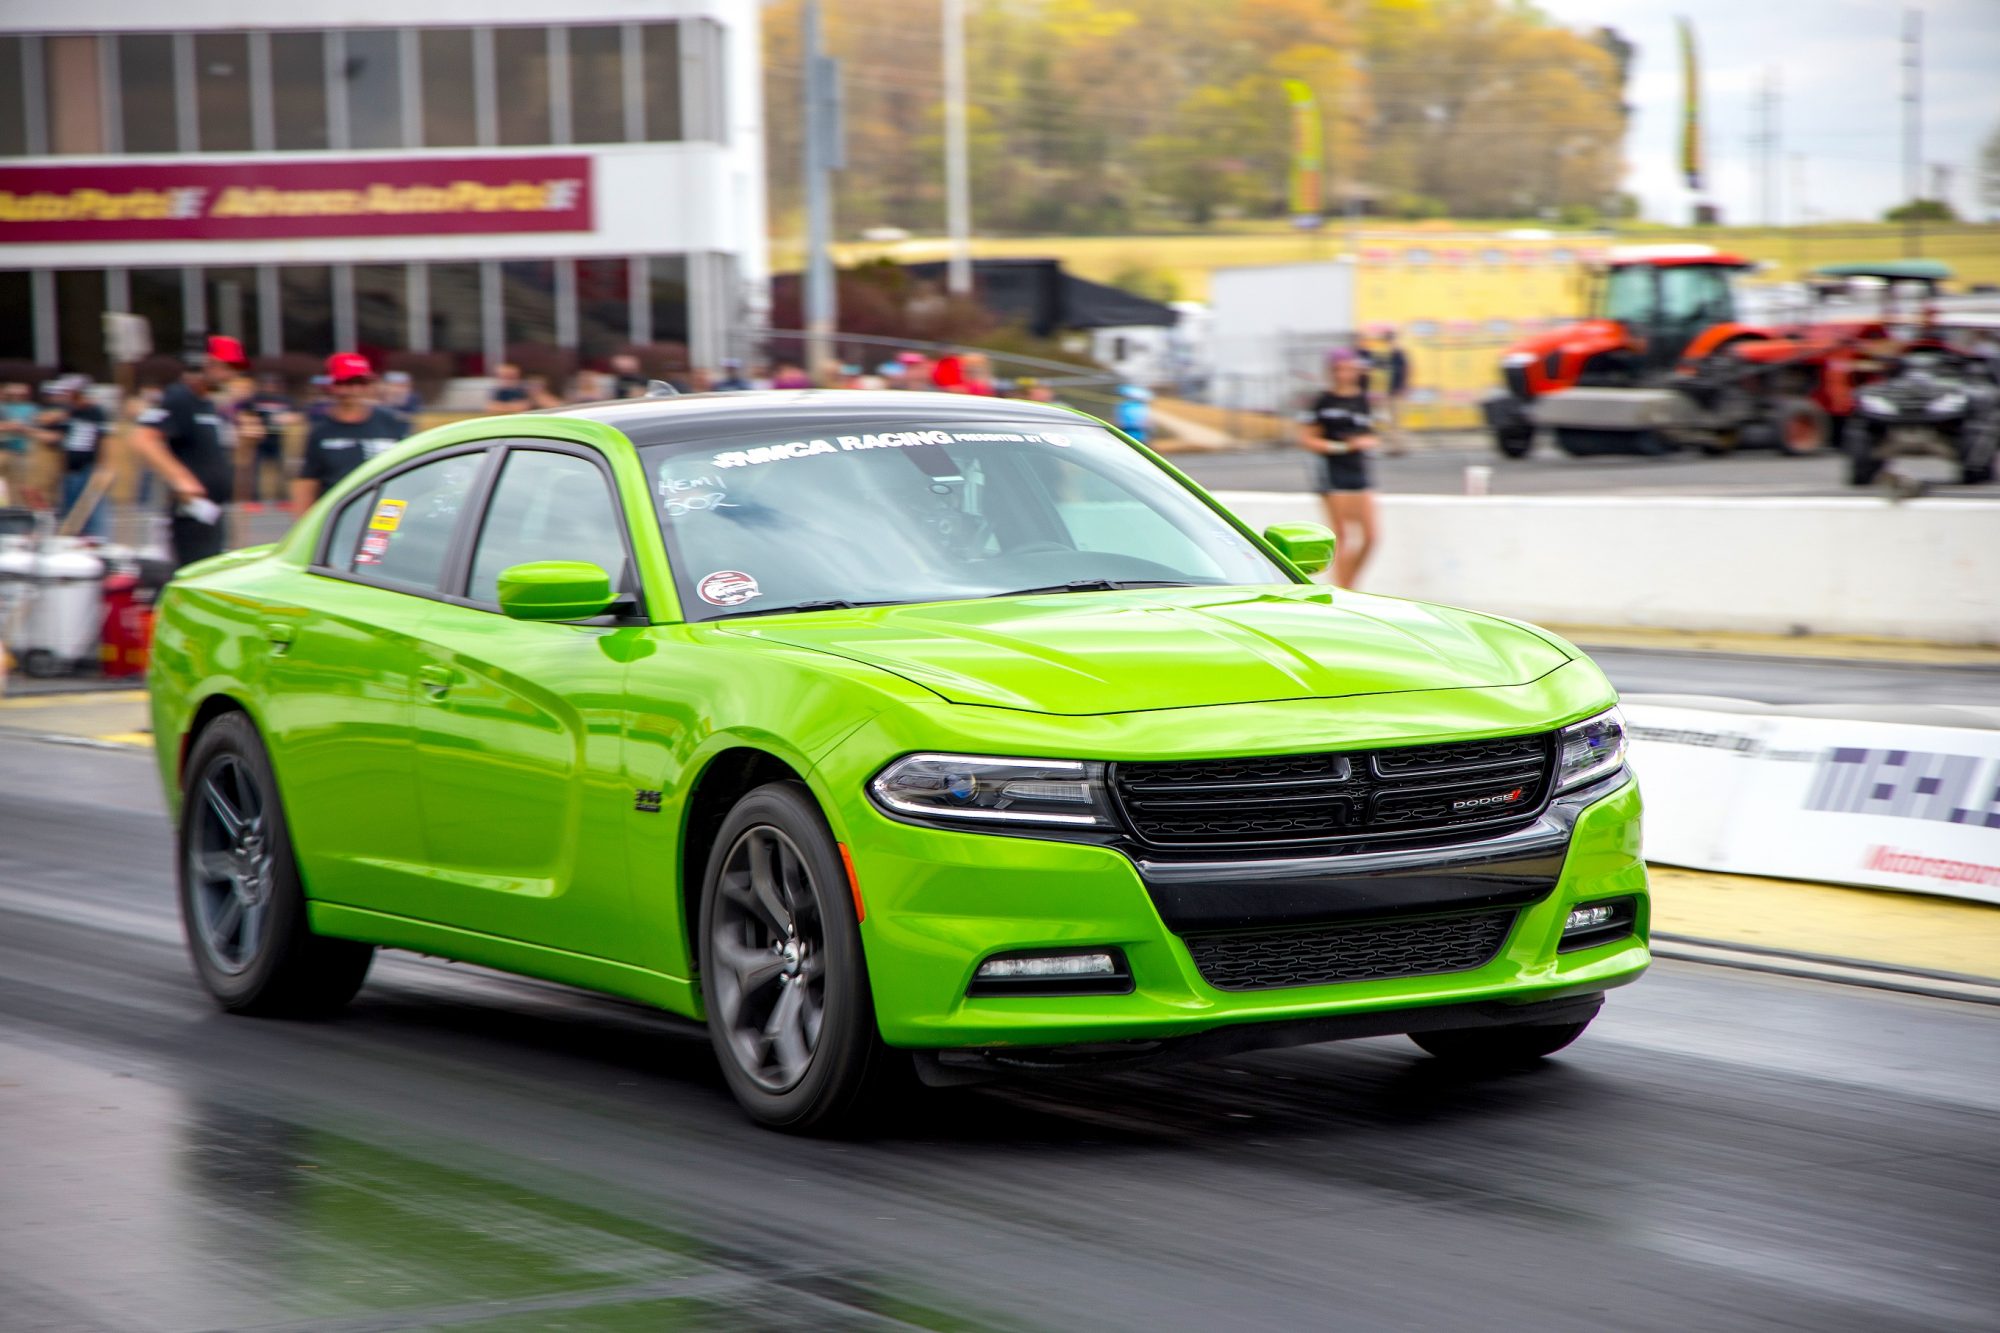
[419,665,457,699]
[264,622,295,656]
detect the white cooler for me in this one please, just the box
[0,542,106,676]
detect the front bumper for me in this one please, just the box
[845,770,1648,1052]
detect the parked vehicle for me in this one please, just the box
[148,390,1648,1131]
[1846,343,2000,486]
[1482,250,1942,460]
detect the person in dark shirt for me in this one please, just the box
[293,353,409,509]
[46,378,111,540]
[242,373,299,506]
[130,335,248,569]
[488,363,529,413]
[1379,330,1412,457]
[1295,351,1380,589]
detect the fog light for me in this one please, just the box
[967,948,1134,996]
[1565,904,1615,933]
[977,952,1116,980]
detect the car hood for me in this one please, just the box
[718,586,1571,716]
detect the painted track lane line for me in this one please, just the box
[1653,934,2000,1006]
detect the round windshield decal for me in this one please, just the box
[697,569,761,607]
[1040,431,1072,447]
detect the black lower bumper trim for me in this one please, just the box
[910,991,1607,1087]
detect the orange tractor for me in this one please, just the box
[1483,246,1876,459]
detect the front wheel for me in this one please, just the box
[179,711,373,1015]
[1410,1019,1592,1067]
[1494,425,1534,459]
[699,782,905,1132]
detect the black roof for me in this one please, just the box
[551,389,1094,447]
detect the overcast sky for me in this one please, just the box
[1534,0,1999,224]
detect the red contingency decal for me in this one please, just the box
[697,570,760,607]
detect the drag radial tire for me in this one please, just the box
[1410,1019,1592,1068]
[699,781,905,1133]
[178,711,373,1016]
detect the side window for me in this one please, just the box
[355,452,485,591]
[467,449,629,605]
[1023,451,1222,576]
[321,487,373,572]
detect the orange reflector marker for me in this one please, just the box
[837,842,865,922]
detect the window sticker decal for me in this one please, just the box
[369,498,408,532]
[702,428,1073,472]
[696,569,760,607]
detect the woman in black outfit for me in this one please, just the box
[1295,352,1379,588]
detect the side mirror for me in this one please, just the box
[496,560,616,622]
[1262,522,1336,577]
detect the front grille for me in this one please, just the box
[1111,732,1554,852]
[1186,908,1518,991]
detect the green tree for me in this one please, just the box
[1884,198,1959,223]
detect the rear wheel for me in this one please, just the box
[1774,396,1831,455]
[699,781,906,1132]
[179,711,373,1015]
[1411,1019,1592,1067]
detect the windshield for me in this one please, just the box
[639,419,1290,620]
[1598,266,1657,325]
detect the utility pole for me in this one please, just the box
[803,0,843,380]
[1750,68,1779,227]
[942,0,972,296]
[1902,7,1921,255]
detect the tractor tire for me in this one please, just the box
[1775,397,1832,455]
[1494,426,1534,459]
[1844,418,1884,487]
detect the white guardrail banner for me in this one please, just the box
[1625,703,2000,906]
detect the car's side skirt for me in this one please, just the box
[308,903,701,1020]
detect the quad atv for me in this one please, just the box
[1846,343,2000,487]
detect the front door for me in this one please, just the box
[407,444,643,962]
[268,447,488,913]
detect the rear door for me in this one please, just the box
[404,441,645,962]
[267,444,490,913]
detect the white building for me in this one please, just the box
[0,1,767,381]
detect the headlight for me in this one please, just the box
[1858,391,1896,416]
[1929,390,1968,416]
[870,754,1116,828]
[1500,352,1536,369]
[1555,708,1627,793]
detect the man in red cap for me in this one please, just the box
[293,352,410,509]
[129,334,250,569]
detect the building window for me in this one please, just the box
[642,23,683,141]
[0,271,34,364]
[270,32,329,151]
[649,256,690,351]
[494,27,553,146]
[502,260,558,353]
[281,267,334,355]
[0,39,25,157]
[43,37,106,155]
[117,34,177,154]
[568,25,626,144]
[128,268,186,363]
[426,262,485,375]
[576,259,630,366]
[355,265,408,359]
[419,28,477,148]
[342,29,403,151]
[194,33,253,152]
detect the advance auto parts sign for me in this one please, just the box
[0,156,592,244]
[1625,702,2000,905]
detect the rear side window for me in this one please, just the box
[466,449,629,605]
[322,488,372,572]
[354,452,484,591]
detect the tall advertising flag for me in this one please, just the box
[1678,17,1704,191]
[1283,79,1324,228]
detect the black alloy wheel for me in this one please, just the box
[699,781,907,1132]
[178,711,373,1015]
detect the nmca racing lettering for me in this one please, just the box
[710,431,955,468]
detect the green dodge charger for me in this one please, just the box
[149,390,1647,1130]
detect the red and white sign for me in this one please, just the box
[0,155,593,244]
